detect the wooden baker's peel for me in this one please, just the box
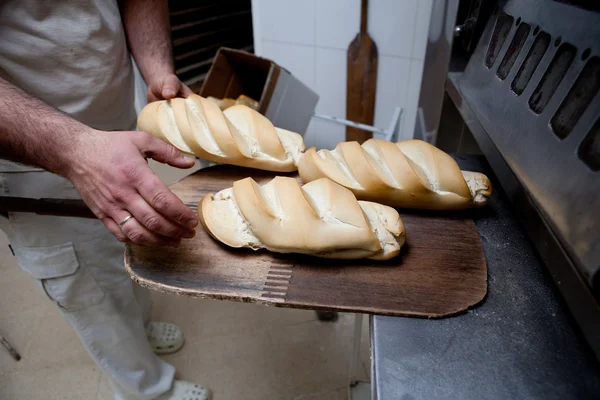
[346,0,378,144]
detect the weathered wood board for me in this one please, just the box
[125,166,487,318]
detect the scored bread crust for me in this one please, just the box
[137,94,305,172]
[206,95,259,111]
[198,177,406,260]
[297,139,493,210]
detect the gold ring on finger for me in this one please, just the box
[119,215,134,227]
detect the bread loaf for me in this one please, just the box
[234,95,259,110]
[206,96,236,111]
[298,139,493,210]
[137,94,305,172]
[206,94,259,111]
[198,176,406,260]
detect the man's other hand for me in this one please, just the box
[147,73,193,102]
[65,129,198,246]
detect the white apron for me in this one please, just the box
[0,2,175,399]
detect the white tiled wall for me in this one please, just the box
[315,0,361,49]
[252,0,433,149]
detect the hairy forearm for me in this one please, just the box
[0,77,89,175]
[120,0,174,82]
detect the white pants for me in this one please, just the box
[0,171,174,400]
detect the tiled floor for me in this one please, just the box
[0,160,371,400]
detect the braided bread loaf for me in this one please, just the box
[298,139,493,210]
[199,176,406,260]
[137,94,305,172]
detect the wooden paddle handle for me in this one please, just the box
[0,197,96,219]
[360,0,368,35]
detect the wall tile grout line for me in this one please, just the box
[403,59,415,138]
[409,0,421,61]
[261,38,423,61]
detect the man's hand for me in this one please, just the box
[119,0,193,103]
[146,73,193,102]
[0,76,198,247]
[65,128,198,246]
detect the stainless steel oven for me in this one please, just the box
[440,0,600,360]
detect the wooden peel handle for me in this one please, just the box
[360,0,368,34]
[0,197,96,219]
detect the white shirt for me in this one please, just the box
[0,0,137,171]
